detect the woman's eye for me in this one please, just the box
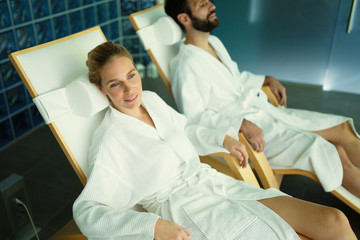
[110,82,119,88]
[129,73,135,79]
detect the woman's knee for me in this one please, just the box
[322,207,351,236]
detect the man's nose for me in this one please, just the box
[209,1,216,11]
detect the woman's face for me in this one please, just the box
[98,56,142,115]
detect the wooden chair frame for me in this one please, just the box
[129,3,360,214]
[9,27,106,186]
[8,26,109,240]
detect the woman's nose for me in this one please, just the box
[123,82,131,93]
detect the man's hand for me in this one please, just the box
[264,76,287,107]
[223,135,249,168]
[154,218,191,240]
[240,119,265,152]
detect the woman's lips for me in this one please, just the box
[124,94,138,102]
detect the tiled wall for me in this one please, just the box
[0,0,160,150]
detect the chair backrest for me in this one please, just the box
[129,3,184,97]
[9,27,107,186]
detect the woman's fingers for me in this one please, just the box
[235,146,248,168]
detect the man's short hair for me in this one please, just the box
[165,0,190,31]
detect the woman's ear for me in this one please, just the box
[96,83,107,96]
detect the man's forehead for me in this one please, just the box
[188,0,206,8]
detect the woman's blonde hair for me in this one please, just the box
[86,42,134,86]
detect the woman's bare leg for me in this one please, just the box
[313,122,360,167]
[258,196,356,240]
[298,233,311,240]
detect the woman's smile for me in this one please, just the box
[125,94,138,102]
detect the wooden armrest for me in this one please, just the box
[49,220,86,240]
[208,151,260,187]
[54,234,87,240]
[261,85,282,107]
[237,133,280,189]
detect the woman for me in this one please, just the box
[73,42,356,240]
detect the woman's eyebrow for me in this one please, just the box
[106,68,137,86]
[128,68,136,74]
[106,79,117,86]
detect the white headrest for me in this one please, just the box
[65,74,109,117]
[153,16,183,45]
[137,16,184,50]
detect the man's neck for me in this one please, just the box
[184,29,210,50]
[185,29,220,61]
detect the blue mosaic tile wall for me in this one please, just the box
[0,0,158,150]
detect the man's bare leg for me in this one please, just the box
[313,121,360,167]
[334,145,360,198]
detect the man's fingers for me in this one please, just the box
[257,141,266,152]
[251,142,259,152]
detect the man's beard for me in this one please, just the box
[190,10,219,32]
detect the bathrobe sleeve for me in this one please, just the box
[169,37,273,156]
[171,69,242,155]
[73,135,160,239]
[171,56,255,155]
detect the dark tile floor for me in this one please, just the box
[0,78,359,239]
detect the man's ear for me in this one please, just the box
[177,13,191,28]
[96,83,107,96]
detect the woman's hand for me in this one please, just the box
[264,76,287,107]
[154,218,191,240]
[223,135,249,168]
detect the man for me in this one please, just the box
[165,0,360,197]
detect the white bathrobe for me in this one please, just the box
[170,35,359,192]
[73,91,300,240]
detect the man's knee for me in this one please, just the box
[334,145,352,169]
[335,145,346,156]
[336,121,356,138]
[337,121,350,132]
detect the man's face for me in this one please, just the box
[187,0,219,32]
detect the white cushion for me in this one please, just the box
[137,16,183,50]
[65,74,109,118]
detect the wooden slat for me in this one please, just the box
[200,155,235,178]
[261,85,281,107]
[48,123,87,186]
[238,133,280,189]
[209,152,260,187]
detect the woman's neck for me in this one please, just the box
[116,105,156,128]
